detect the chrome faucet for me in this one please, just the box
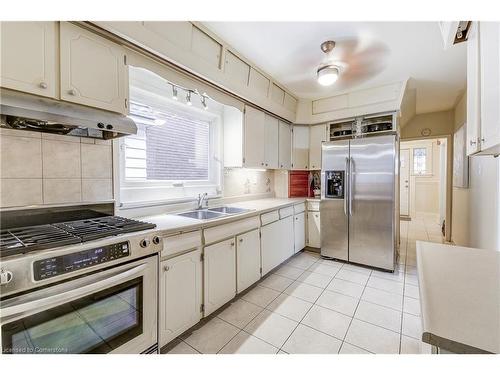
[196,193,208,209]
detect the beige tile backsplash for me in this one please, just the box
[0,129,113,208]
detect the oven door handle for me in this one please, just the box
[1,263,148,319]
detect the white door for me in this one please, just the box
[260,220,281,275]
[243,106,266,168]
[236,229,261,293]
[159,249,202,347]
[294,212,306,253]
[264,114,279,169]
[204,238,236,316]
[479,22,500,151]
[292,126,310,170]
[307,211,321,248]
[279,216,295,261]
[467,21,481,155]
[0,22,57,98]
[278,121,292,169]
[400,149,410,216]
[59,22,128,114]
[309,124,327,170]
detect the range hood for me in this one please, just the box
[0,89,137,139]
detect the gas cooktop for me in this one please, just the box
[0,215,156,258]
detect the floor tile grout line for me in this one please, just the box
[337,272,370,353]
[276,271,331,353]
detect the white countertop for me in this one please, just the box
[138,198,306,236]
[416,241,500,353]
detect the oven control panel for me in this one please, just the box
[33,241,130,281]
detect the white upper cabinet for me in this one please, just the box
[479,22,500,152]
[59,22,128,114]
[0,22,57,98]
[309,124,327,170]
[243,106,266,168]
[292,125,310,170]
[264,114,279,169]
[224,51,250,87]
[466,22,481,155]
[278,121,292,169]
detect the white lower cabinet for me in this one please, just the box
[294,212,306,253]
[236,229,261,293]
[159,249,202,347]
[307,211,321,248]
[261,216,295,275]
[204,238,237,316]
[261,220,282,275]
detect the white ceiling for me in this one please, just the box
[203,22,466,114]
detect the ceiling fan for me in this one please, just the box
[316,38,389,87]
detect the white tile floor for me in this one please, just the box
[164,214,443,354]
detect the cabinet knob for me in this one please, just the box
[39,82,48,89]
[239,238,243,243]
[481,138,485,143]
[163,265,170,272]
[261,162,264,166]
[68,89,76,96]
[230,242,235,247]
[470,140,477,146]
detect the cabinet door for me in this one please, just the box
[294,212,306,253]
[307,211,321,248]
[0,22,57,98]
[278,121,292,169]
[236,229,261,293]
[467,22,481,155]
[264,114,279,169]
[479,22,500,151]
[243,106,266,168]
[309,124,327,170]
[260,221,281,275]
[292,126,310,170]
[159,249,202,347]
[59,22,128,114]
[204,238,236,316]
[279,216,295,261]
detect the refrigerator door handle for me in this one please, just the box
[344,157,349,215]
[349,157,354,216]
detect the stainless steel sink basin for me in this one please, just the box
[208,206,252,214]
[176,210,225,220]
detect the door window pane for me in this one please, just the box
[413,148,427,174]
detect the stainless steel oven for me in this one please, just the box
[1,255,158,354]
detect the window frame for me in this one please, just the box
[118,86,223,206]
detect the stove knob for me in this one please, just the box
[152,236,161,245]
[0,269,13,285]
[140,238,150,248]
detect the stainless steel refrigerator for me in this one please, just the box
[320,134,399,271]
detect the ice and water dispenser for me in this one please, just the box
[325,171,345,199]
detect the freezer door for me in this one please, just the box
[348,135,396,270]
[320,141,349,260]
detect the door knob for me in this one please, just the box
[39,82,48,89]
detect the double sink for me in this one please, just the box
[176,206,253,221]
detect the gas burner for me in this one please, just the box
[0,216,156,258]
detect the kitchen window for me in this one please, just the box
[119,68,222,207]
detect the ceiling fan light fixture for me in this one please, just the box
[317,65,340,86]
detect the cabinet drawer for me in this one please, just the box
[293,203,306,214]
[307,200,320,212]
[279,206,294,219]
[261,210,279,225]
[204,216,260,245]
[162,230,202,259]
